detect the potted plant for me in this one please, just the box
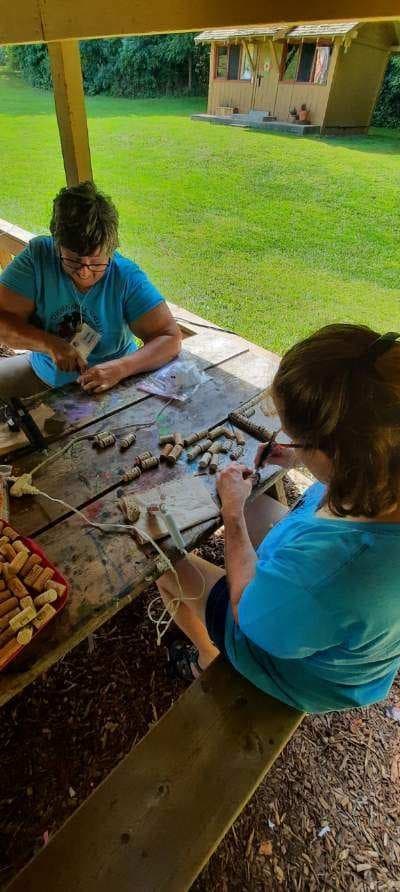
[298,103,310,124]
[288,107,298,123]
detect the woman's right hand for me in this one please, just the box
[45,336,87,373]
[255,443,297,471]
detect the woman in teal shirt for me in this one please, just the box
[0,181,180,396]
[157,324,400,713]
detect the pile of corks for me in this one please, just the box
[90,404,272,482]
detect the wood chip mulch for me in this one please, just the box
[0,479,399,890]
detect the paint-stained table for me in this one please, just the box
[0,330,283,707]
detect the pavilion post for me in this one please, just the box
[48,40,93,186]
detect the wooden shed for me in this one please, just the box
[194,21,400,134]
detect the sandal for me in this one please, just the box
[167,640,202,681]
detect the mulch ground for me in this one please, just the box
[0,480,399,890]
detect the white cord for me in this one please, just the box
[30,486,206,646]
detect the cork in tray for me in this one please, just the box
[0,520,68,671]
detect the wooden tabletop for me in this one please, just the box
[0,331,281,707]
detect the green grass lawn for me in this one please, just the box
[1,69,399,354]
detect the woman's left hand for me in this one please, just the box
[78,360,124,394]
[217,463,253,515]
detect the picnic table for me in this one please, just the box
[0,327,283,708]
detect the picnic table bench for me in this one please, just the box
[3,316,304,890]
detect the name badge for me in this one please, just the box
[70,323,101,360]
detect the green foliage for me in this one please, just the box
[373,55,400,127]
[10,44,52,89]
[9,35,210,97]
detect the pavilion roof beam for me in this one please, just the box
[1,0,400,46]
[48,40,92,186]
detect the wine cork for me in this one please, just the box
[6,549,29,577]
[209,454,219,474]
[0,543,16,561]
[34,589,58,608]
[10,605,36,630]
[122,467,141,483]
[13,540,31,554]
[159,434,175,447]
[17,627,33,646]
[120,432,137,451]
[24,564,43,587]
[198,452,212,469]
[0,588,11,602]
[32,567,55,593]
[160,443,174,462]
[20,554,42,578]
[166,444,183,466]
[50,581,67,598]
[3,527,18,541]
[0,596,18,618]
[0,637,20,669]
[0,625,15,648]
[20,596,35,611]
[0,607,19,630]
[8,576,29,599]
[33,603,57,629]
[183,429,209,447]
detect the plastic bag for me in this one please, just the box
[137,359,209,402]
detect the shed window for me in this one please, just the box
[216,46,228,78]
[228,44,241,80]
[240,43,256,80]
[281,41,332,84]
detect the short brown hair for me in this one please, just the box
[50,181,119,255]
[273,323,400,518]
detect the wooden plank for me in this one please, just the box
[48,41,93,186]
[6,658,303,892]
[0,247,12,271]
[11,347,280,535]
[0,0,398,47]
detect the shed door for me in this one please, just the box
[252,44,280,113]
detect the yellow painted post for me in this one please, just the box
[48,40,93,186]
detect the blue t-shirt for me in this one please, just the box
[225,482,400,713]
[0,236,165,387]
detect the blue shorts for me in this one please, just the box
[205,575,229,657]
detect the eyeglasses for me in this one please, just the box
[60,251,110,273]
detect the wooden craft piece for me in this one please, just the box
[183,429,209,447]
[122,467,142,484]
[187,439,212,462]
[93,431,116,449]
[234,429,246,446]
[119,432,137,451]
[209,442,228,455]
[166,444,183,466]
[229,412,272,442]
[140,456,159,472]
[198,452,212,469]
[160,443,174,462]
[120,477,220,543]
[209,454,219,474]
[134,451,153,468]
[230,445,244,461]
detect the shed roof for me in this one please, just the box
[195,22,359,42]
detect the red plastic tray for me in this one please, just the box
[0,523,69,671]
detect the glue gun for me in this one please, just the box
[158,504,187,554]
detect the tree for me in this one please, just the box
[373,55,400,127]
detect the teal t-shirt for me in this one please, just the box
[0,236,165,388]
[225,483,400,713]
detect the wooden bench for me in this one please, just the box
[7,658,303,892]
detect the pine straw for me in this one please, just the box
[0,483,399,890]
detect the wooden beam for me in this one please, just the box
[48,40,92,187]
[1,1,400,46]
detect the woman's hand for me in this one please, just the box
[78,359,124,394]
[255,442,297,470]
[46,335,87,373]
[217,463,253,517]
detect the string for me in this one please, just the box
[24,486,206,646]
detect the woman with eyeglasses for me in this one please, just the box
[157,324,400,713]
[0,181,181,396]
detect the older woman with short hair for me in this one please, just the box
[0,181,181,396]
